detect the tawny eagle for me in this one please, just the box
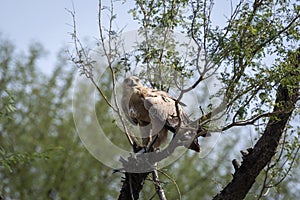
[121,76,200,152]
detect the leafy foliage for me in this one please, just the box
[1,0,299,199]
[0,35,120,199]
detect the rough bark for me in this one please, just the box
[118,172,149,200]
[213,50,299,199]
[117,132,188,200]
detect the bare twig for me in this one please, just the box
[152,169,167,200]
[98,0,135,146]
[136,1,155,88]
[158,170,182,200]
[67,8,117,112]
[221,100,298,132]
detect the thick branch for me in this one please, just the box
[118,172,149,200]
[213,50,299,199]
[214,84,298,200]
[117,127,195,199]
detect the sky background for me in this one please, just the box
[0,0,232,74]
[0,0,138,74]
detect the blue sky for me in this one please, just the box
[0,0,231,74]
[0,0,138,73]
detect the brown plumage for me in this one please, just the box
[121,76,200,152]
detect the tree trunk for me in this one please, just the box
[118,172,149,200]
[213,50,299,199]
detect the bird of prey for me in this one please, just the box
[121,76,200,152]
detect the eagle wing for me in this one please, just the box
[143,93,200,152]
[143,94,188,134]
[121,76,200,152]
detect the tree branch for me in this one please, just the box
[152,169,167,200]
[213,50,299,200]
[118,172,149,200]
[98,0,136,147]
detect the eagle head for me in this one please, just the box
[123,76,143,91]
